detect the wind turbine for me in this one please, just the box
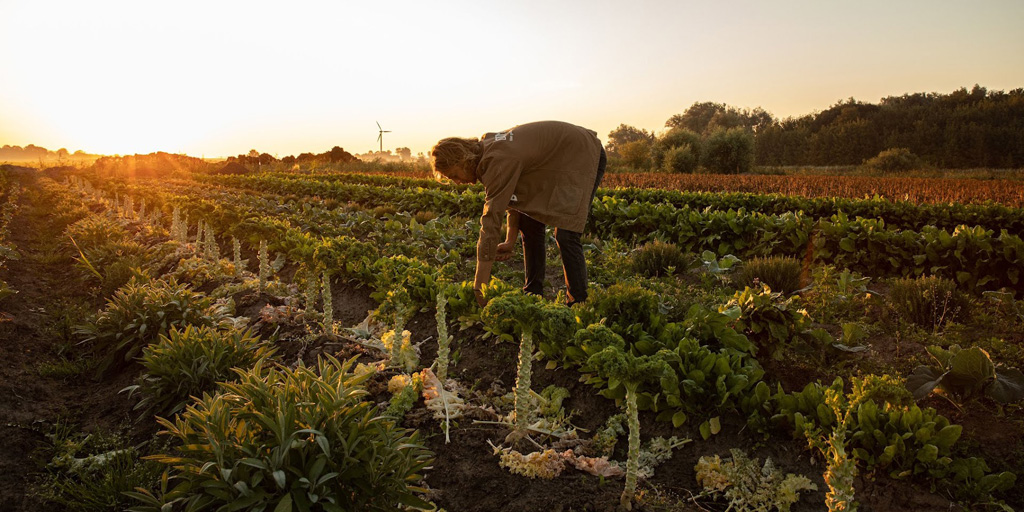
[376,121,391,153]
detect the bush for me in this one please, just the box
[662,145,699,174]
[887,275,969,330]
[128,326,275,417]
[733,256,804,295]
[78,277,233,376]
[629,241,691,277]
[862,147,922,172]
[619,139,654,170]
[131,356,434,511]
[702,127,755,174]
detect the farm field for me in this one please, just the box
[1,164,1023,512]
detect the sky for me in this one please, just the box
[1,0,1023,158]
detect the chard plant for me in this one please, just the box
[586,343,672,511]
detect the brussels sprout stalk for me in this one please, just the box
[587,345,672,511]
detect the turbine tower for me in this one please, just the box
[376,121,391,153]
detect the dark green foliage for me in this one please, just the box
[127,326,276,417]
[702,127,755,174]
[577,283,669,352]
[906,345,1024,404]
[862,147,923,172]
[38,422,163,512]
[721,285,808,360]
[130,356,434,512]
[753,86,1024,168]
[586,345,672,391]
[887,275,969,330]
[734,255,804,294]
[629,241,691,277]
[662,145,699,174]
[660,127,703,150]
[78,277,232,377]
[659,128,702,173]
[66,215,150,294]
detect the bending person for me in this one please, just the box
[430,120,606,307]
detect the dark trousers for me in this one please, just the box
[520,148,606,305]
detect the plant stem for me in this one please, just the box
[436,290,451,381]
[621,382,640,511]
[514,330,534,428]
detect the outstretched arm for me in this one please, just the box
[496,210,520,262]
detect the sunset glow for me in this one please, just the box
[2,0,1023,157]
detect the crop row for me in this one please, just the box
[62,175,1018,507]
[179,173,1024,293]
[197,171,1024,234]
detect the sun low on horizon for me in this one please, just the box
[2,0,1023,158]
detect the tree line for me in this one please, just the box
[607,85,1024,172]
[0,144,100,163]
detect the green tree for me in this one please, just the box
[606,124,654,156]
[659,128,701,173]
[619,139,654,170]
[702,127,755,174]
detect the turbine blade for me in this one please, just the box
[377,121,382,130]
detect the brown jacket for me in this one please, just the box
[473,120,603,263]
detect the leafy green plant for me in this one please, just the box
[628,240,692,277]
[803,265,873,324]
[129,356,434,511]
[721,284,809,360]
[734,255,804,295]
[37,421,163,512]
[906,345,1024,405]
[943,457,1017,507]
[575,282,669,353]
[78,277,233,377]
[694,448,817,512]
[125,326,275,417]
[887,275,969,331]
[700,249,741,275]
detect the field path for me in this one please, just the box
[0,182,132,510]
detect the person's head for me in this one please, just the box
[430,137,480,184]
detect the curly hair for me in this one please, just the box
[430,137,481,181]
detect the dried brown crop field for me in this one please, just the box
[603,173,1024,207]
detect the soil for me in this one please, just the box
[0,186,138,509]
[0,178,1009,512]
